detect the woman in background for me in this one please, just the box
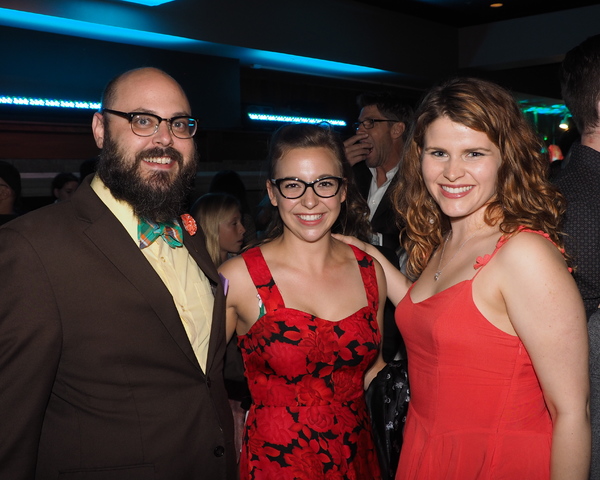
[191,191,248,461]
[219,123,386,479]
[209,169,257,245]
[191,192,246,266]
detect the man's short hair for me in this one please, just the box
[357,92,414,140]
[560,34,600,134]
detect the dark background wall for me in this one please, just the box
[1,0,599,211]
[1,26,241,129]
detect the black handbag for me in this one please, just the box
[365,359,410,480]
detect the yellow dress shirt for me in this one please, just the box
[91,176,213,371]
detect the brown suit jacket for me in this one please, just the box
[0,178,236,479]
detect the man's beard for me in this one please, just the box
[97,132,198,223]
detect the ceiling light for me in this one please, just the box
[490,3,503,7]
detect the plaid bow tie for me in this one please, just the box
[138,218,183,249]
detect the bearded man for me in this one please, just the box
[0,67,236,480]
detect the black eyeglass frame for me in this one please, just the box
[102,108,199,139]
[270,176,345,199]
[352,118,397,130]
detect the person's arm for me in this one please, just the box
[333,234,411,306]
[364,260,387,390]
[218,255,261,341]
[587,313,600,480]
[0,228,61,479]
[499,233,590,480]
[217,257,243,343]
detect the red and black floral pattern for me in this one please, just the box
[239,245,382,480]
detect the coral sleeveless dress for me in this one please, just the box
[238,245,382,480]
[395,231,552,480]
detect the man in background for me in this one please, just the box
[556,34,600,320]
[344,92,413,258]
[0,67,236,479]
[344,92,413,363]
[555,34,600,480]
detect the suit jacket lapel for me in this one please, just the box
[74,180,203,372]
[353,161,372,199]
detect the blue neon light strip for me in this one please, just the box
[248,113,346,127]
[0,93,567,128]
[0,98,347,127]
[0,95,100,110]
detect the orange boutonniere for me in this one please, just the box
[180,214,197,236]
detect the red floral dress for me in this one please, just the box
[238,245,382,480]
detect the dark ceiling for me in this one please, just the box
[347,0,600,101]
[1,1,595,123]
[352,0,600,27]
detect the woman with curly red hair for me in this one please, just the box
[339,77,590,479]
[219,123,387,479]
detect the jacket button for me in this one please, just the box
[206,377,211,387]
[213,445,225,457]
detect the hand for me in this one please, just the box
[343,133,372,166]
[332,233,369,252]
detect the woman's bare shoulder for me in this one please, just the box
[218,253,246,275]
[496,230,565,269]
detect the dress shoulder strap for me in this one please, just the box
[473,227,560,273]
[240,246,285,311]
[349,245,379,311]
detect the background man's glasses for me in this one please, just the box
[353,118,396,130]
[102,109,198,139]
[270,176,344,199]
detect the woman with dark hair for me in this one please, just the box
[339,77,590,479]
[219,123,386,479]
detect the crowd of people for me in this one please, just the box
[1,33,599,480]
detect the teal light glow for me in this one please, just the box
[519,103,571,116]
[0,8,211,49]
[118,0,175,5]
[248,113,346,127]
[0,8,391,79]
[0,95,100,110]
[248,52,390,77]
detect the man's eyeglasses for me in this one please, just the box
[353,118,397,130]
[102,109,199,139]
[270,176,344,199]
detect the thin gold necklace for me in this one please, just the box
[434,230,480,281]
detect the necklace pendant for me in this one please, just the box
[434,271,441,281]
